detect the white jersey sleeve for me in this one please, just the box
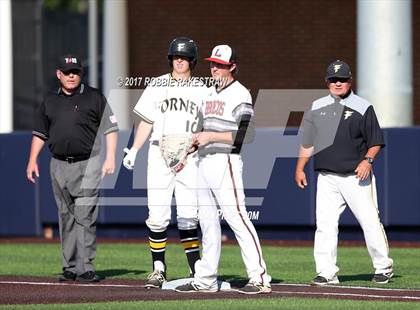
[232,88,253,123]
[133,85,158,124]
[200,80,253,155]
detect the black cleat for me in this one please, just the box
[311,275,339,286]
[372,272,393,284]
[237,280,271,294]
[58,270,77,282]
[76,271,101,283]
[175,282,218,293]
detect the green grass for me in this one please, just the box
[0,243,419,288]
[0,242,419,309]
[0,298,418,310]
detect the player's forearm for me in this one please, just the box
[296,145,313,171]
[210,131,234,144]
[132,121,153,150]
[365,145,381,159]
[105,131,118,161]
[28,136,45,163]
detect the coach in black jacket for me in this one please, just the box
[295,60,393,286]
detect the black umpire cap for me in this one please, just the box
[325,60,352,80]
[57,54,83,72]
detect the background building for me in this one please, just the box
[10,0,420,129]
[2,0,419,239]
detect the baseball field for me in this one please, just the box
[0,239,419,309]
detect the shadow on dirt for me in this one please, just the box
[96,269,147,279]
[219,275,283,288]
[338,273,401,282]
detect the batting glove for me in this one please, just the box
[123,147,138,170]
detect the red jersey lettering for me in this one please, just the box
[205,100,225,116]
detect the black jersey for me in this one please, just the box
[302,91,384,173]
[33,84,119,157]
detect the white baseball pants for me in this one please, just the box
[145,143,199,232]
[314,172,393,279]
[193,153,271,289]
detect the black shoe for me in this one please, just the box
[372,272,393,284]
[311,275,339,286]
[58,270,77,282]
[237,280,272,294]
[76,271,101,283]
[175,281,218,293]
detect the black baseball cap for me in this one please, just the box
[57,54,83,72]
[325,60,352,79]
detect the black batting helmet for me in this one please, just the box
[167,37,198,70]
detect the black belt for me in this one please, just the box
[53,154,91,163]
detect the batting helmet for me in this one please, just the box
[167,37,198,70]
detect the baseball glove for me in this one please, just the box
[159,134,197,173]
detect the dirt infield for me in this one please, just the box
[1,276,420,304]
[1,239,419,304]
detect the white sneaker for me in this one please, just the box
[145,270,166,288]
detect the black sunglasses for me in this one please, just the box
[61,69,81,76]
[328,77,350,84]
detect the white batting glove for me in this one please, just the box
[123,147,138,170]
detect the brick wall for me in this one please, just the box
[127,0,419,125]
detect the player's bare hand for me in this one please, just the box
[193,132,212,146]
[295,170,308,189]
[102,158,115,178]
[26,161,39,184]
[354,160,372,180]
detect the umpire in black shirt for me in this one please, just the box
[295,60,393,286]
[26,55,119,282]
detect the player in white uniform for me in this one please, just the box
[175,45,271,294]
[123,37,207,288]
[295,60,393,285]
